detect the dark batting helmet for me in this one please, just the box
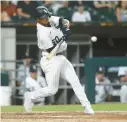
[36,6,52,19]
[96,67,105,74]
[29,65,37,73]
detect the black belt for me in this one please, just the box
[41,51,63,57]
[46,46,56,53]
[56,52,64,55]
[41,46,64,56]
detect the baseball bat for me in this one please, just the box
[46,38,64,60]
[46,28,71,60]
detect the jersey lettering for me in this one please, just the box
[52,36,65,45]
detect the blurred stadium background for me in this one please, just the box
[1,0,127,107]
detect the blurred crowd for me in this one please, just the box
[1,0,127,23]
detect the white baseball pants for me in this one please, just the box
[30,55,90,107]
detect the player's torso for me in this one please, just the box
[95,78,108,95]
[50,27,64,46]
[37,23,64,49]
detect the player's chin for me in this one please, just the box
[37,18,49,25]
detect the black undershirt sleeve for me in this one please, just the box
[59,17,64,30]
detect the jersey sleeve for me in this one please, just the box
[49,16,60,28]
[118,67,127,76]
[49,16,70,28]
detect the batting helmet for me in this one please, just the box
[36,6,52,19]
[96,67,105,74]
[29,65,37,73]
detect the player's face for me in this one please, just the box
[37,18,49,25]
[79,6,84,13]
[97,73,104,82]
[31,72,37,79]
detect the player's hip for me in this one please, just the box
[40,54,66,72]
[41,49,65,56]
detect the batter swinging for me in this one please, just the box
[24,6,94,115]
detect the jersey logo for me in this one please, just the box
[52,36,64,45]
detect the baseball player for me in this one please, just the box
[17,55,32,96]
[95,67,113,103]
[118,67,127,103]
[17,56,43,95]
[25,65,47,105]
[24,6,94,114]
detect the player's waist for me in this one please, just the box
[41,50,64,57]
[41,46,54,56]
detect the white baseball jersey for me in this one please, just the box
[118,66,127,103]
[17,64,30,82]
[95,77,113,103]
[29,16,92,108]
[119,85,127,103]
[17,63,43,95]
[26,76,46,104]
[26,76,46,91]
[37,16,67,54]
[118,67,127,76]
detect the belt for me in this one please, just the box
[56,52,63,56]
[41,50,64,57]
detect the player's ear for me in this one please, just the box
[37,18,42,23]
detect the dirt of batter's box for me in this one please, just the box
[1,112,127,122]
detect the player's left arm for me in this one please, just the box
[49,16,71,38]
[59,18,71,37]
[60,18,70,28]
